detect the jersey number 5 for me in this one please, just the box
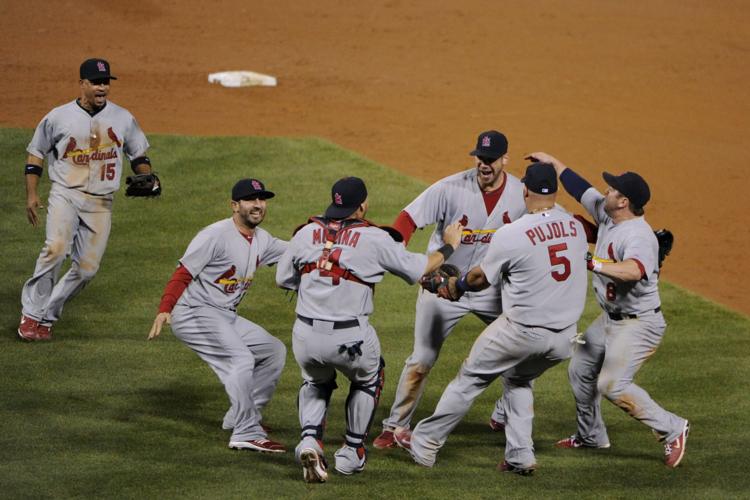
[547,243,571,282]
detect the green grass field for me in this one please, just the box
[1,128,748,499]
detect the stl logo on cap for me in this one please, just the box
[251,180,262,190]
[334,193,343,205]
[482,136,491,147]
[97,61,106,72]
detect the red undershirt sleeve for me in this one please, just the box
[392,210,418,245]
[631,258,647,280]
[574,214,599,244]
[158,264,194,313]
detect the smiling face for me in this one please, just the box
[79,78,110,110]
[232,196,267,230]
[475,154,509,191]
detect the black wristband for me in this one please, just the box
[456,275,470,292]
[25,164,43,176]
[130,155,151,172]
[437,244,454,261]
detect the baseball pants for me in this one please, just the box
[568,311,686,445]
[171,304,286,442]
[21,184,113,324]
[382,287,502,431]
[409,315,576,469]
[292,318,384,450]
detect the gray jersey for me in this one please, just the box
[178,219,288,312]
[405,169,527,274]
[480,208,589,330]
[580,188,661,314]
[276,220,428,321]
[27,100,150,196]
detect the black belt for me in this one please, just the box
[297,314,360,330]
[516,322,565,333]
[607,306,661,321]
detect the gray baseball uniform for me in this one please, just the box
[170,219,287,443]
[276,217,428,472]
[408,207,589,469]
[382,169,527,433]
[566,187,686,446]
[21,99,149,324]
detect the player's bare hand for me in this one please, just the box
[26,194,43,227]
[525,152,567,175]
[442,222,464,249]
[148,312,171,340]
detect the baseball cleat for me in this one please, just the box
[393,428,412,450]
[489,418,505,432]
[17,315,51,342]
[300,448,328,483]
[228,438,286,453]
[373,430,397,449]
[333,445,366,475]
[664,421,689,469]
[498,460,537,476]
[555,435,610,449]
[35,323,53,341]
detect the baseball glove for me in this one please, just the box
[654,229,674,268]
[125,173,161,197]
[420,264,463,301]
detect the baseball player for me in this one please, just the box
[393,162,589,474]
[18,58,154,341]
[148,178,287,453]
[527,152,689,468]
[275,177,463,482]
[374,130,528,448]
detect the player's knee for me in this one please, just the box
[73,259,101,281]
[41,239,67,264]
[270,337,286,360]
[568,358,590,384]
[406,353,437,370]
[269,339,287,374]
[230,354,257,378]
[597,374,625,400]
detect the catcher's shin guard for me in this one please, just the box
[344,357,385,448]
[298,377,338,440]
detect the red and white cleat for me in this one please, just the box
[498,460,537,476]
[17,315,52,342]
[555,435,610,449]
[373,430,397,449]
[664,421,689,469]
[229,438,286,453]
[393,428,413,450]
[300,448,328,483]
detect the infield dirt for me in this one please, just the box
[1,0,748,314]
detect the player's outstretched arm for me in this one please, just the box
[24,154,44,227]
[423,222,464,275]
[527,151,593,204]
[435,265,489,301]
[589,258,644,282]
[148,312,171,340]
[525,152,568,176]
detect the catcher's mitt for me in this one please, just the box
[125,173,161,197]
[420,264,463,301]
[654,229,674,268]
